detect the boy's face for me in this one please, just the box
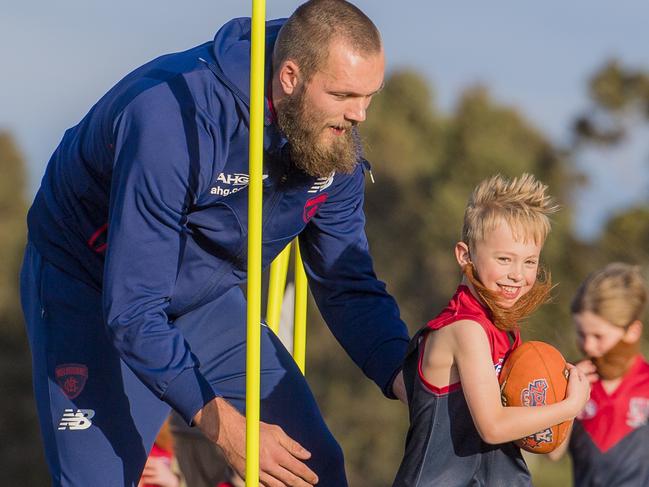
[466,219,542,308]
[574,311,626,358]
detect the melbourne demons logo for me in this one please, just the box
[55,363,88,399]
[627,397,649,428]
[303,194,329,223]
[521,379,548,406]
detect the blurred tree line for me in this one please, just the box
[0,133,49,484]
[1,59,648,485]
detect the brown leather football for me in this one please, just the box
[499,341,572,453]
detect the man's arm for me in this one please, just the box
[547,359,596,461]
[299,162,410,399]
[106,85,317,485]
[104,85,216,422]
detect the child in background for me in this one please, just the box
[392,174,591,487]
[548,263,649,486]
[139,418,182,487]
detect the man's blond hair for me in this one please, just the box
[273,0,382,82]
[462,173,559,249]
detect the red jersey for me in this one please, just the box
[393,285,530,487]
[419,284,521,391]
[570,355,649,486]
[142,443,174,487]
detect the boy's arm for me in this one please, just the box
[546,360,595,460]
[546,422,573,461]
[451,320,590,445]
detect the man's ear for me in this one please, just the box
[624,320,643,344]
[455,242,471,268]
[278,60,300,96]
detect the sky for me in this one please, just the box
[2,1,648,240]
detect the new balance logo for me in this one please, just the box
[58,409,95,430]
[308,174,334,193]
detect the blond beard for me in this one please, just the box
[462,263,554,331]
[275,86,361,178]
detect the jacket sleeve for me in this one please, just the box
[299,163,410,397]
[103,85,216,424]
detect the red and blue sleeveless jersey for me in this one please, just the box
[569,355,649,487]
[424,284,521,378]
[393,285,530,486]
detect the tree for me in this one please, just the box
[573,59,649,146]
[0,132,49,484]
[598,207,649,265]
[0,132,28,324]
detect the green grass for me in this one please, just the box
[525,452,573,487]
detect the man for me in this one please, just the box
[20,1,409,485]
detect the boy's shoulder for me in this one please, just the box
[423,285,519,361]
[430,290,519,362]
[427,285,495,333]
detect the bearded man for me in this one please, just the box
[20,1,410,486]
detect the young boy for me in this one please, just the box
[548,263,649,486]
[393,174,591,487]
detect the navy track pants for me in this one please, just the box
[20,242,346,486]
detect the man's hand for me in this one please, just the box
[392,370,408,405]
[194,398,319,486]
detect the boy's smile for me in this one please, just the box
[499,284,522,300]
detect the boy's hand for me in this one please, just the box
[564,363,591,415]
[575,359,599,383]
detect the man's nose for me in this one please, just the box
[345,98,369,123]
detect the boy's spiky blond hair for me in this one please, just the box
[462,173,559,248]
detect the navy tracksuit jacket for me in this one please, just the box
[22,16,409,486]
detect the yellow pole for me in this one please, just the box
[266,243,291,334]
[246,0,265,485]
[293,239,308,374]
